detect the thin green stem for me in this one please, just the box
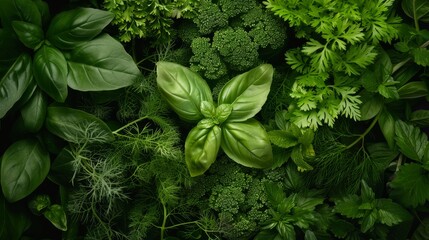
[160,202,168,240]
[345,113,380,150]
[392,40,429,73]
[157,220,200,230]
[413,0,420,31]
[112,116,148,134]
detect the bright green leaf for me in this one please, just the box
[379,109,396,149]
[45,106,114,144]
[200,101,216,118]
[185,125,221,177]
[33,45,68,102]
[291,146,313,171]
[395,120,428,161]
[66,34,140,91]
[268,130,299,149]
[157,61,212,122]
[0,54,32,118]
[215,104,232,123]
[47,8,114,49]
[221,119,273,168]
[390,163,429,207]
[20,88,47,133]
[1,138,50,202]
[218,64,273,121]
[398,81,428,99]
[264,182,287,207]
[44,204,67,231]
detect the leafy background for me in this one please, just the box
[1,0,429,239]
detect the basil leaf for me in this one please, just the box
[20,88,47,133]
[218,64,273,121]
[44,204,67,231]
[11,21,44,50]
[221,119,273,168]
[33,0,50,27]
[1,138,50,202]
[0,0,42,29]
[45,106,114,144]
[215,104,232,123]
[185,125,221,176]
[0,54,32,118]
[402,0,429,23]
[410,110,429,127]
[33,45,68,102]
[395,120,428,161]
[157,61,213,122]
[47,8,114,49]
[66,34,140,91]
[200,101,216,118]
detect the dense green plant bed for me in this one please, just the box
[1,0,429,239]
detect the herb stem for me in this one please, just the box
[160,202,167,240]
[345,113,380,150]
[112,116,148,134]
[392,40,429,73]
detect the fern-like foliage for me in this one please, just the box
[264,0,401,129]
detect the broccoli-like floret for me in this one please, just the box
[193,0,228,35]
[218,0,258,18]
[177,20,201,45]
[189,37,228,80]
[241,6,287,50]
[212,27,259,71]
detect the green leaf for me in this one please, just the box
[221,119,273,168]
[66,34,140,91]
[254,230,279,240]
[185,125,221,177]
[411,48,429,66]
[43,204,67,231]
[264,182,287,207]
[215,104,232,123]
[402,0,429,23]
[395,120,428,161]
[304,230,317,240]
[0,0,42,29]
[376,199,412,226]
[398,81,428,99]
[330,219,356,238]
[378,84,399,99]
[291,146,313,171]
[157,61,213,122]
[410,110,429,127]
[47,8,114,49]
[360,180,375,202]
[412,217,429,240]
[335,195,364,219]
[45,106,114,144]
[200,101,216,118]
[28,194,51,215]
[218,64,273,121]
[361,210,377,233]
[379,109,396,149]
[33,45,68,102]
[390,163,429,207]
[268,130,299,148]
[359,93,384,121]
[33,0,50,27]
[277,222,296,240]
[0,54,32,118]
[1,138,50,202]
[20,88,47,133]
[11,21,44,49]
[49,147,76,186]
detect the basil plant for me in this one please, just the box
[157,62,274,176]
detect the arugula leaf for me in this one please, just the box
[395,120,428,161]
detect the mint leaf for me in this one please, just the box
[390,163,429,207]
[395,120,428,161]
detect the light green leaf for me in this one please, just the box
[379,109,396,149]
[11,21,44,49]
[277,222,296,240]
[376,199,412,226]
[200,101,216,118]
[291,146,313,171]
[0,54,32,119]
[304,230,317,240]
[390,163,429,207]
[378,84,399,99]
[185,125,221,177]
[221,119,273,168]
[157,61,213,122]
[66,34,140,91]
[335,195,364,219]
[43,204,67,231]
[1,138,50,202]
[402,0,429,22]
[218,64,273,121]
[45,106,114,144]
[47,8,114,49]
[20,88,47,133]
[215,104,232,123]
[268,130,299,149]
[33,45,68,102]
[395,120,428,161]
